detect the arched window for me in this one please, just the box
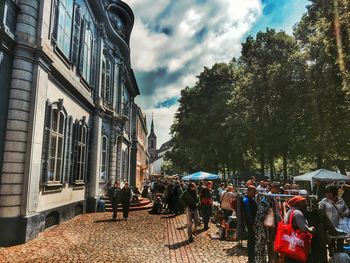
[47,104,67,183]
[101,55,112,105]
[74,120,88,182]
[53,0,73,58]
[100,135,108,181]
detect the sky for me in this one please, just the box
[126,0,309,147]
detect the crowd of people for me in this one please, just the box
[108,176,350,262]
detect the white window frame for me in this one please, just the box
[47,107,66,183]
[100,135,108,181]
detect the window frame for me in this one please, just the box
[53,0,74,60]
[81,23,93,84]
[101,53,113,106]
[46,102,67,185]
[74,120,88,183]
[100,135,109,181]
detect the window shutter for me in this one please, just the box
[52,0,60,41]
[84,125,90,182]
[78,19,86,74]
[41,101,52,185]
[91,38,97,88]
[70,119,79,183]
[71,4,81,65]
[64,116,73,183]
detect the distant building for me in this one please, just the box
[0,0,141,246]
[130,105,149,190]
[147,119,171,175]
[147,116,157,163]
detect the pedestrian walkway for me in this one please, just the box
[0,211,247,263]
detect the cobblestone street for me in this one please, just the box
[0,211,247,263]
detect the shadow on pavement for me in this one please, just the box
[223,243,247,257]
[165,240,190,249]
[161,214,177,219]
[94,219,121,223]
[176,225,187,230]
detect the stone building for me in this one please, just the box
[130,105,149,190]
[147,116,157,163]
[147,119,171,175]
[0,0,140,246]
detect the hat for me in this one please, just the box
[288,196,306,207]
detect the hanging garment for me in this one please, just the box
[255,198,270,263]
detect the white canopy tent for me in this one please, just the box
[293,169,350,190]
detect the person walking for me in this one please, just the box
[109,181,122,221]
[121,182,132,220]
[200,181,214,230]
[241,186,258,263]
[180,182,200,242]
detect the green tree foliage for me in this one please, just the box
[166,1,350,178]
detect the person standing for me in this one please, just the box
[220,185,236,220]
[216,183,226,202]
[180,182,200,242]
[241,186,258,263]
[200,181,214,230]
[285,196,315,263]
[109,181,122,221]
[121,182,132,220]
[319,185,349,255]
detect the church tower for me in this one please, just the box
[148,115,157,162]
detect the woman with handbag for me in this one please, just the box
[319,185,350,255]
[279,196,315,263]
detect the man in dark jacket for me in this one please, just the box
[109,181,121,221]
[181,182,200,242]
[242,185,258,263]
[121,182,132,220]
[200,181,214,230]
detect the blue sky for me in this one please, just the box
[127,0,309,146]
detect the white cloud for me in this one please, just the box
[127,0,263,145]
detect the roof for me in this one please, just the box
[293,169,350,182]
[158,140,171,153]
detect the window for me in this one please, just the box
[100,135,108,181]
[122,86,129,116]
[121,148,129,181]
[101,56,112,105]
[74,120,88,182]
[82,27,93,83]
[47,108,66,183]
[54,0,73,58]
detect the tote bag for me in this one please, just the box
[274,210,313,262]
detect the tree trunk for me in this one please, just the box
[260,153,265,178]
[269,155,274,181]
[283,151,288,181]
[316,153,323,169]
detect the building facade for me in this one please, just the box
[149,141,171,175]
[0,0,140,246]
[130,104,148,190]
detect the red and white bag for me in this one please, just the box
[274,210,313,262]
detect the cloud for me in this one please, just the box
[127,0,307,145]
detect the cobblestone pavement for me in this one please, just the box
[0,211,247,263]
